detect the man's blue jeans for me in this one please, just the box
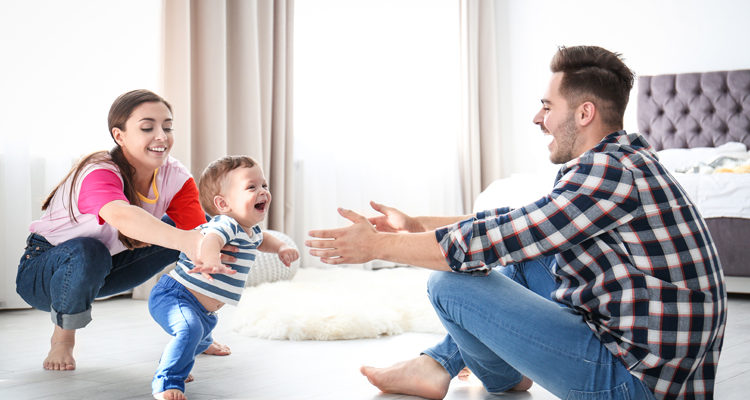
[423,256,656,399]
[16,222,180,330]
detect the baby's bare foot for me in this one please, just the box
[360,355,451,400]
[202,341,231,356]
[185,374,194,383]
[153,388,186,400]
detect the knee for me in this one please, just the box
[63,238,111,276]
[427,271,465,303]
[174,323,206,347]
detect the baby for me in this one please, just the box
[148,155,299,400]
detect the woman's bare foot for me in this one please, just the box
[44,325,76,371]
[360,355,451,400]
[153,388,186,400]
[202,341,231,356]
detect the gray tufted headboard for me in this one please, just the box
[637,69,750,150]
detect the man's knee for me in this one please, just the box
[427,270,470,303]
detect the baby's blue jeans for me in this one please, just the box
[423,255,656,400]
[148,275,216,394]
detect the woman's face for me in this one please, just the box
[112,101,174,173]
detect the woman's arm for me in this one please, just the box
[99,200,201,259]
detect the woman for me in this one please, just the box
[16,89,230,371]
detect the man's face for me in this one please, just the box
[533,72,580,164]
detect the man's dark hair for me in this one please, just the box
[550,45,635,128]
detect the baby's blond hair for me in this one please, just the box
[198,155,258,216]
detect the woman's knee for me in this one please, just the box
[61,238,111,277]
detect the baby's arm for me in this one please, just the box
[259,232,300,267]
[189,232,236,278]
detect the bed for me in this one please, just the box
[637,69,750,293]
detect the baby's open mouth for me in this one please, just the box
[255,201,267,211]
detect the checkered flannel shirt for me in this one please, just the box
[435,131,727,400]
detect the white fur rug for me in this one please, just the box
[231,267,446,340]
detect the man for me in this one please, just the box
[306,45,726,400]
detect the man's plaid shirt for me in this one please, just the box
[435,131,727,399]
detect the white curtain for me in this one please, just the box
[293,0,464,269]
[161,0,294,234]
[458,0,505,213]
[0,0,162,309]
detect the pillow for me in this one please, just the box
[246,230,300,287]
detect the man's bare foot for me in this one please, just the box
[202,341,231,356]
[360,355,451,400]
[510,376,533,392]
[44,325,76,371]
[457,367,472,381]
[153,388,186,400]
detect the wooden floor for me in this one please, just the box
[1,294,748,400]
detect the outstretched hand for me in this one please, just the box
[367,201,423,233]
[188,244,239,280]
[306,207,379,265]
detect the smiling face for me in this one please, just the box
[214,165,271,229]
[533,72,582,164]
[111,101,173,173]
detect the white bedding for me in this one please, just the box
[657,142,750,219]
[474,143,750,219]
[672,173,750,218]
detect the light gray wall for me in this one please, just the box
[494,0,750,176]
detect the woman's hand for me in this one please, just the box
[367,201,424,233]
[186,232,237,280]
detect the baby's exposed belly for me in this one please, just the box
[187,288,225,312]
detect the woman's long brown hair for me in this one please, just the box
[41,90,173,250]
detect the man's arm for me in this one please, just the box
[367,201,470,232]
[307,208,450,271]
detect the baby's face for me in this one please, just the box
[219,165,271,228]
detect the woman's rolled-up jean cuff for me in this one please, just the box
[51,306,92,330]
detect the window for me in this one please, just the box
[294,0,462,268]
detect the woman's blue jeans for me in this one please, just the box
[149,275,216,394]
[16,217,180,330]
[423,256,656,400]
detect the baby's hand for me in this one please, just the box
[277,245,300,267]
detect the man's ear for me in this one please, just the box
[214,195,230,213]
[577,101,596,127]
